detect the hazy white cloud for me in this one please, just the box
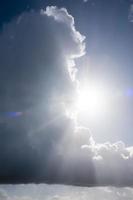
[0,189,9,200]
[13,197,33,200]
[1,184,133,200]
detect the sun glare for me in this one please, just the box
[75,83,108,118]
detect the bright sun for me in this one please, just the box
[75,83,108,118]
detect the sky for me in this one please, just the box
[0,0,133,187]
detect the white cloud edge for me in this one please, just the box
[41,6,86,81]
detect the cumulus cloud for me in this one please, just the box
[55,125,133,186]
[43,6,85,81]
[80,138,133,185]
[0,5,86,185]
[0,5,133,187]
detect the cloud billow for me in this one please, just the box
[0,5,133,187]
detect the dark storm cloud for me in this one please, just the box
[0,5,87,185]
[0,5,133,187]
